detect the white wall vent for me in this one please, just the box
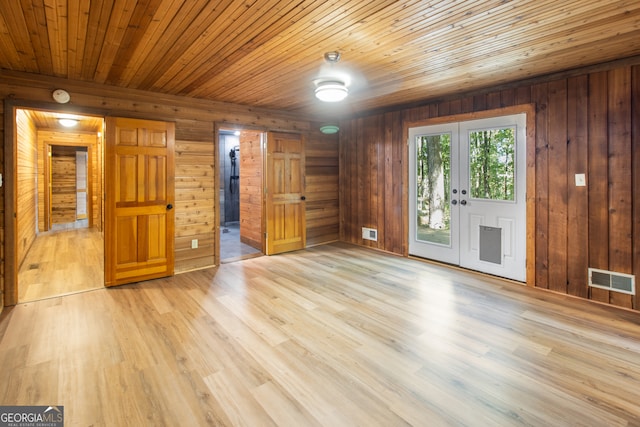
[362,227,378,241]
[588,268,635,295]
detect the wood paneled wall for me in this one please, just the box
[340,63,640,311]
[174,120,215,272]
[50,146,77,224]
[239,130,263,251]
[15,109,38,269]
[305,127,340,246]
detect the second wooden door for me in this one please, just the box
[265,132,306,255]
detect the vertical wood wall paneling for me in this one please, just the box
[174,120,216,273]
[632,65,640,311]
[587,72,611,303]
[338,120,352,244]
[384,111,404,254]
[239,130,263,251]
[15,110,37,269]
[339,63,640,311]
[566,76,589,298]
[305,127,339,246]
[532,83,550,290]
[359,117,371,247]
[546,80,568,294]
[607,68,633,309]
[375,115,386,250]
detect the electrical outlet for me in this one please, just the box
[191,239,198,249]
[575,173,586,187]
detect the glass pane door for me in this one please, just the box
[409,123,459,265]
[458,114,526,281]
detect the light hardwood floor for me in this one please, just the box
[18,226,104,302]
[1,242,640,426]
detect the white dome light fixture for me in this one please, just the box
[59,118,78,127]
[315,80,348,102]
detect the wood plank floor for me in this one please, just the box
[1,242,640,426]
[18,226,104,302]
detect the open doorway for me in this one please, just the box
[15,108,105,302]
[218,129,262,262]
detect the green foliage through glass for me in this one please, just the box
[416,133,451,245]
[468,127,515,201]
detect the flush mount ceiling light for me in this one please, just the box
[319,124,340,134]
[315,81,348,102]
[59,118,78,127]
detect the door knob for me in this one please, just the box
[460,200,467,206]
[451,199,458,205]
[166,204,173,210]
[300,196,306,201]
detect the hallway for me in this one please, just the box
[18,225,104,302]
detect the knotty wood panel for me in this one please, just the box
[566,75,589,299]
[50,146,77,224]
[340,62,640,311]
[174,121,215,273]
[239,130,263,251]
[15,110,37,269]
[587,72,611,304]
[305,127,339,246]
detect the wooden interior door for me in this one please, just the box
[265,132,305,255]
[105,117,175,286]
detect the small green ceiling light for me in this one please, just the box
[320,124,340,134]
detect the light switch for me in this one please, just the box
[575,173,586,187]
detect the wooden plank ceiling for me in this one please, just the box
[1,1,640,117]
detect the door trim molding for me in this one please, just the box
[403,104,536,287]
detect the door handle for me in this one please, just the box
[451,199,458,205]
[166,204,173,210]
[300,196,306,201]
[460,200,467,206]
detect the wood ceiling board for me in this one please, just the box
[2,0,640,116]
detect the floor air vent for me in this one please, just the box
[588,268,635,295]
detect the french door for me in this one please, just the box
[409,114,526,281]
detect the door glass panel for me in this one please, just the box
[468,127,516,201]
[415,133,451,246]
